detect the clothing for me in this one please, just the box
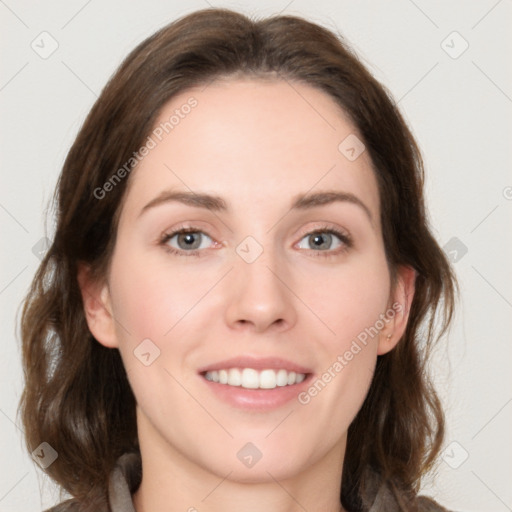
[45,453,139,512]
[45,453,450,512]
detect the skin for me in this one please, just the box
[80,78,415,512]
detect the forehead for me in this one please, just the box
[122,78,380,223]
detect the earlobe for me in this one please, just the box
[377,265,416,355]
[77,263,119,348]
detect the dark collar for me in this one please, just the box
[108,453,141,512]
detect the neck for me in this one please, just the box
[132,413,347,512]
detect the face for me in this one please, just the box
[83,78,411,483]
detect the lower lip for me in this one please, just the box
[200,374,313,411]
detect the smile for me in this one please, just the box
[203,368,307,389]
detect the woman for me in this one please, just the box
[19,7,456,512]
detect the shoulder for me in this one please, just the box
[42,452,140,512]
[366,475,454,512]
[44,500,82,512]
[417,495,453,511]
[43,497,109,512]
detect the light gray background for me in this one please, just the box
[1,1,511,510]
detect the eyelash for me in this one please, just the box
[158,225,353,258]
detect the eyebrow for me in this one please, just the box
[291,190,372,222]
[139,190,228,216]
[138,189,372,222]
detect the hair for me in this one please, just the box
[19,7,456,511]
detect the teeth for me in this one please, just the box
[204,368,307,389]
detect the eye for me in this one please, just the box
[159,225,351,257]
[296,228,351,255]
[160,228,215,257]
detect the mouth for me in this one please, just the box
[197,356,313,410]
[202,368,307,389]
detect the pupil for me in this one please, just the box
[179,232,199,249]
[311,233,330,249]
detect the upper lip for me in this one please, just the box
[197,356,313,375]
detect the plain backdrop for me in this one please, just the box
[1,1,511,510]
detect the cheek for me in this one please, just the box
[296,252,390,407]
[305,252,391,346]
[294,273,388,449]
[108,249,210,341]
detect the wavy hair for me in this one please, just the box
[19,7,456,511]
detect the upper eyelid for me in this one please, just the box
[161,228,214,245]
[162,224,349,239]
[294,227,352,248]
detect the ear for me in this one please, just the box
[377,265,416,355]
[77,263,119,348]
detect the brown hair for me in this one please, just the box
[19,7,456,511]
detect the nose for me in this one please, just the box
[224,247,297,334]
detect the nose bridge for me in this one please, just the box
[224,233,296,332]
